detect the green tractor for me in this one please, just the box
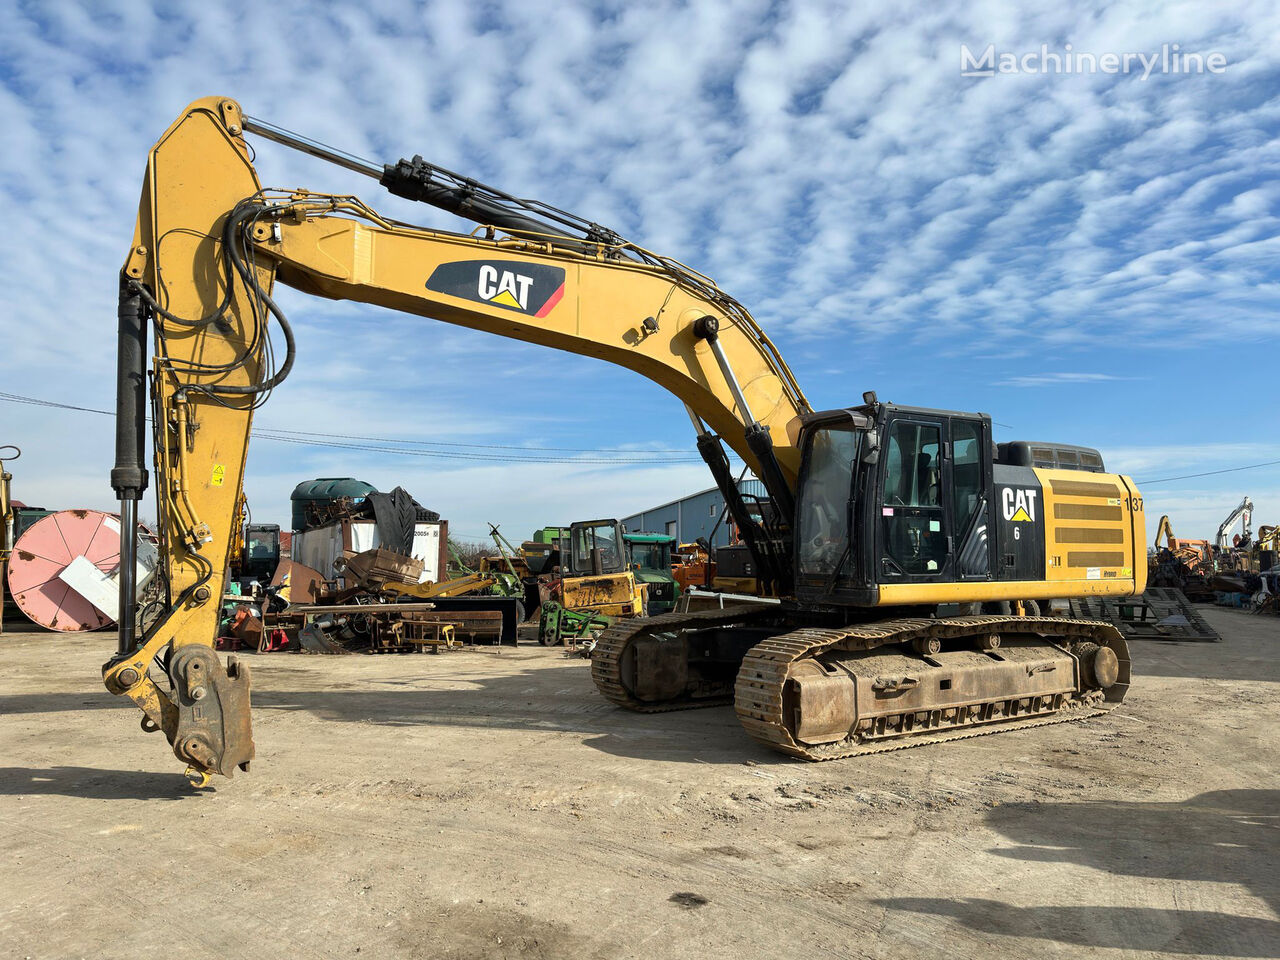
[623,531,681,615]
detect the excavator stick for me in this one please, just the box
[103,98,272,782]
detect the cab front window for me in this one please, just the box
[629,541,671,572]
[570,522,623,573]
[796,424,860,576]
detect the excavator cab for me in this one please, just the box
[566,520,627,576]
[793,404,993,605]
[789,402,1136,611]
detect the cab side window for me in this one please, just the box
[881,421,946,576]
[952,421,982,535]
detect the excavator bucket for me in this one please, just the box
[298,621,353,654]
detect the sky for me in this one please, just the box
[0,0,1277,545]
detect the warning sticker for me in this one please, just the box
[211,464,226,487]
[1086,567,1101,580]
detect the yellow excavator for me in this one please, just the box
[104,98,1144,782]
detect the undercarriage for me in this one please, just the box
[591,607,1130,760]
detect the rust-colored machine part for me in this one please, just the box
[592,605,778,712]
[734,616,1129,760]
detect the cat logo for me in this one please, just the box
[425,260,566,317]
[1002,487,1038,523]
[477,265,533,310]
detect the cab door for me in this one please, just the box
[875,415,992,583]
[877,417,948,581]
[947,417,992,580]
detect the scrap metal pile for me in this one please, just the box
[1142,499,1280,626]
[219,544,523,655]
[216,480,527,655]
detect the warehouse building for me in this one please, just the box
[622,479,768,546]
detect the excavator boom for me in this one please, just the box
[105,97,811,780]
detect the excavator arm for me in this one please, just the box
[1215,496,1254,549]
[104,97,811,781]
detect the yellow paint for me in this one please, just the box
[562,571,644,616]
[1034,467,1146,594]
[879,577,1139,605]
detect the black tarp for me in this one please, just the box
[364,486,440,557]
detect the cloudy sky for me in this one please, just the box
[1,0,1277,544]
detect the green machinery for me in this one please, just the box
[523,526,570,575]
[623,532,681,615]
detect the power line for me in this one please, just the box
[254,432,700,464]
[0,390,704,464]
[1137,459,1280,485]
[0,392,112,415]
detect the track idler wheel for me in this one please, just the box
[912,636,941,656]
[1075,641,1120,690]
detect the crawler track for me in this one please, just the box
[735,615,1130,760]
[590,605,777,712]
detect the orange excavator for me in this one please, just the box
[1151,515,1212,573]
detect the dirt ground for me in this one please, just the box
[0,606,1276,960]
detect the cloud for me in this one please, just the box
[0,1,1276,539]
[1103,441,1280,478]
[1100,441,1279,540]
[999,372,1139,387]
[1140,486,1277,543]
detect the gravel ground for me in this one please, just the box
[0,605,1275,959]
